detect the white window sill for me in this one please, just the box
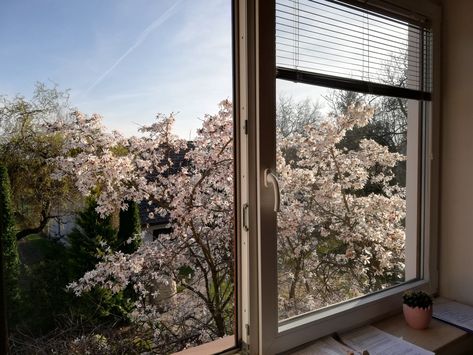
[290,311,473,355]
[374,313,473,355]
[172,336,235,355]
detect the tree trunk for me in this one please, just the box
[16,219,49,241]
[16,209,50,240]
[214,310,226,337]
[289,263,301,300]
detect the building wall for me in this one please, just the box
[439,0,473,304]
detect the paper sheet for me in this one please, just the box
[433,300,473,332]
[339,325,434,355]
[291,336,362,355]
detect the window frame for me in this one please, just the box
[0,1,440,354]
[238,0,441,353]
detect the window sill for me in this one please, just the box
[290,310,473,355]
[172,336,235,355]
[374,313,473,355]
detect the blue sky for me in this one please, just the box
[0,0,232,138]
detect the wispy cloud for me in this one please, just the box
[81,0,183,97]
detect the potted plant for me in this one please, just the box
[402,291,433,329]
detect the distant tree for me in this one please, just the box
[324,89,406,153]
[277,95,322,137]
[0,83,79,241]
[277,95,323,164]
[0,165,20,326]
[117,201,142,254]
[324,88,407,190]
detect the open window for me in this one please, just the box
[0,0,441,353]
[0,1,239,354]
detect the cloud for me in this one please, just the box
[81,0,183,97]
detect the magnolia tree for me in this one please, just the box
[49,101,234,352]
[277,105,406,319]
[48,100,405,350]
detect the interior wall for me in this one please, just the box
[439,0,473,304]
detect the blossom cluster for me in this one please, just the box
[49,100,406,346]
[52,101,234,347]
[277,105,406,317]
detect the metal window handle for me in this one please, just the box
[264,169,281,212]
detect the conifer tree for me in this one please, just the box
[0,165,20,326]
[68,197,117,277]
[117,200,142,254]
[68,197,131,323]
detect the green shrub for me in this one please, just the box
[0,165,21,326]
[19,239,74,334]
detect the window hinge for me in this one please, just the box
[245,323,250,336]
[242,203,249,231]
[244,119,248,135]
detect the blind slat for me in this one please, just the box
[276,0,432,94]
[276,26,423,61]
[277,3,421,47]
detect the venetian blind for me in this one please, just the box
[276,0,432,97]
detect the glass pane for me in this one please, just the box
[276,80,419,321]
[0,1,235,353]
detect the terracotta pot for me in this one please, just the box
[403,304,433,329]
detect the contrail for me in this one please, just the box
[82,0,183,96]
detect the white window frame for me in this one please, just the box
[237,0,441,353]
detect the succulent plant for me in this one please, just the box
[403,291,433,310]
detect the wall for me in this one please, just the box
[439,0,473,304]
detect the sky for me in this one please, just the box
[0,0,233,138]
[0,0,411,138]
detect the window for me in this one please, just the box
[274,0,433,319]
[238,0,440,353]
[0,0,441,353]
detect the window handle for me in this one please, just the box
[264,169,281,212]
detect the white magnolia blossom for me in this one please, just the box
[50,101,406,348]
[277,105,406,317]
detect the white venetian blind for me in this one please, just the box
[276,0,432,94]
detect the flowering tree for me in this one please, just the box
[50,101,234,352]
[48,100,405,351]
[277,105,406,318]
